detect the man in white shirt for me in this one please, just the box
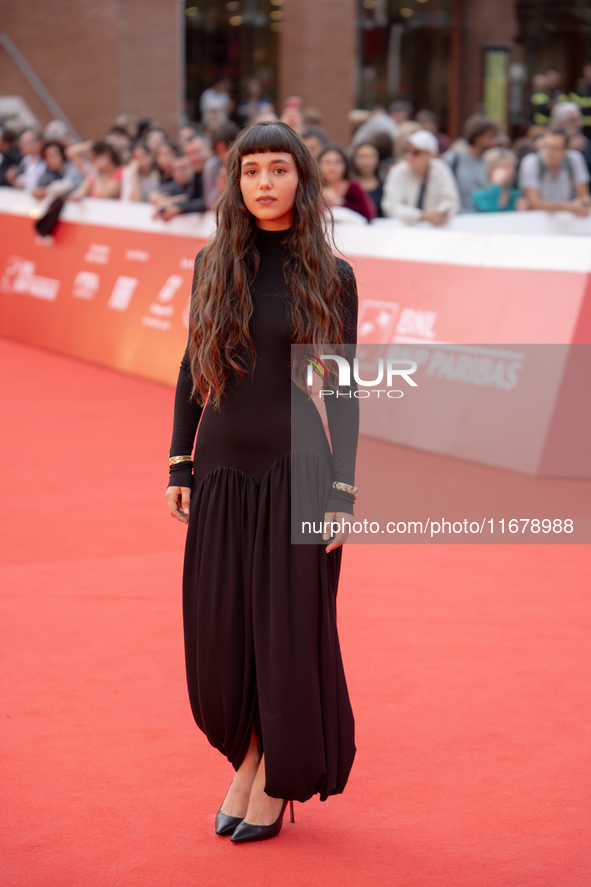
[381,130,460,225]
[199,76,233,121]
[6,129,46,193]
[518,126,590,215]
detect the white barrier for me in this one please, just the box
[3,186,591,258]
[1,185,590,481]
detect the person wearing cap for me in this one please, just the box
[381,129,460,225]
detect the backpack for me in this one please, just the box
[537,153,576,198]
[448,150,463,177]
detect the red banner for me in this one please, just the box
[0,213,205,385]
[2,197,591,392]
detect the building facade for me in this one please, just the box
[1,0,591,144]
[0,0,183,140]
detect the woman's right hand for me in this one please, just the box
[166,485,191,523]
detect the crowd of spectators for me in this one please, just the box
[2,63,591,234]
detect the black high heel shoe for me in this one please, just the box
[215,806,244,837]
[215,784,247,836]
[230,799,295,844]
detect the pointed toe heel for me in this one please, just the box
[215,808,244,836]
[231,799,294,844]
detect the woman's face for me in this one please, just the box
[156,144,175,173]
[303,135,323,160]
[354,145,379,176]
[145,129,165,152]
[44,145,64,172]
[133,145,153,175]
[490,159,515,187]
[93,152,114,173]
[318,150,346,185]
[240,150,299,230]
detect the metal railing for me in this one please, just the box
[0,33,81,140]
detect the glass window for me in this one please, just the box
[516,0,591,88]
[185,0,280,122]
[357,0,454,129]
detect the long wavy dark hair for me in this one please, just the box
[189,121,347,409]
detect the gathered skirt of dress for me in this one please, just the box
[182,445,356,804]
[172,227,359,804]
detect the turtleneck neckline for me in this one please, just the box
[255,225,292,239]
[255,224,292,252]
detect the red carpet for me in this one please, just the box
[1,337,590,887]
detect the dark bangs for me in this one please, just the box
[190,120,346,409]
[235,122,300,158]
[226,122,314,186]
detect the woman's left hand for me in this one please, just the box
[322,511,352,552]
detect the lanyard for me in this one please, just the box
[416,168,429,209]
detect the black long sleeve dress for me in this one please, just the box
[168,224,359,803]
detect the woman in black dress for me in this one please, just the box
[166,122,359,843]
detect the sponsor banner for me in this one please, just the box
[290,344,591,544]
[0,212,204,385]
[353,259,591,346]
[353,342,590,476]
[1,194,591,389]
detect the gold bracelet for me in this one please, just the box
[168,455,193,468]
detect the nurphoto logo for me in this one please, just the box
[304,353,418,399]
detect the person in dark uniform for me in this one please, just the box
[570,63,591,139]
[529,73,552,127]
[529,69,566,127]
[165,122,359,844]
